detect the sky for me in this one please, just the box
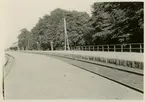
[0,0,99,49]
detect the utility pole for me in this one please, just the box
[63,17,70,51]
[39,35,42,50]
[50,41,53,51]
[36,42,39,50]
[27,39,29,50]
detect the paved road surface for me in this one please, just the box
[4,52,143,99]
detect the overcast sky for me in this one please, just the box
[0,0,99,49]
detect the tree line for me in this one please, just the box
[17,2,143,50]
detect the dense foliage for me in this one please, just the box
[17,2,143,50]
[89,2,144,45]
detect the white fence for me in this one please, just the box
[70,43,144,53]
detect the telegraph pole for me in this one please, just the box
[27,39,29,50]
[63,17,70,51]
[36,42,39,50]
[50,41,53,51]
[64,17,67,51]
[39,35,42,50]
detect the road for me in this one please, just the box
[4,52,143,99]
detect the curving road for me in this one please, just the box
[4,52,143,99]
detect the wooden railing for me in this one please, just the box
[70,43,144,53]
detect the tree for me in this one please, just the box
[29,8,90,50]
[30,15,52,50]
[90,2,143,44]
[17,28,30,50]
[49,9,90,48]
[17,2,143,50]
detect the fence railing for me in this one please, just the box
[70,43,144,53]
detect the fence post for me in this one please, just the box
[114,45,116,52]
[97,46,99,51]
[107,45,109,52]
[92,46,94,51]
[102,45,104,51]
[121,45,123,52]
[129,44,132,52]
[140,44,142,53]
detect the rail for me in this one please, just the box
[70,43,144,53]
